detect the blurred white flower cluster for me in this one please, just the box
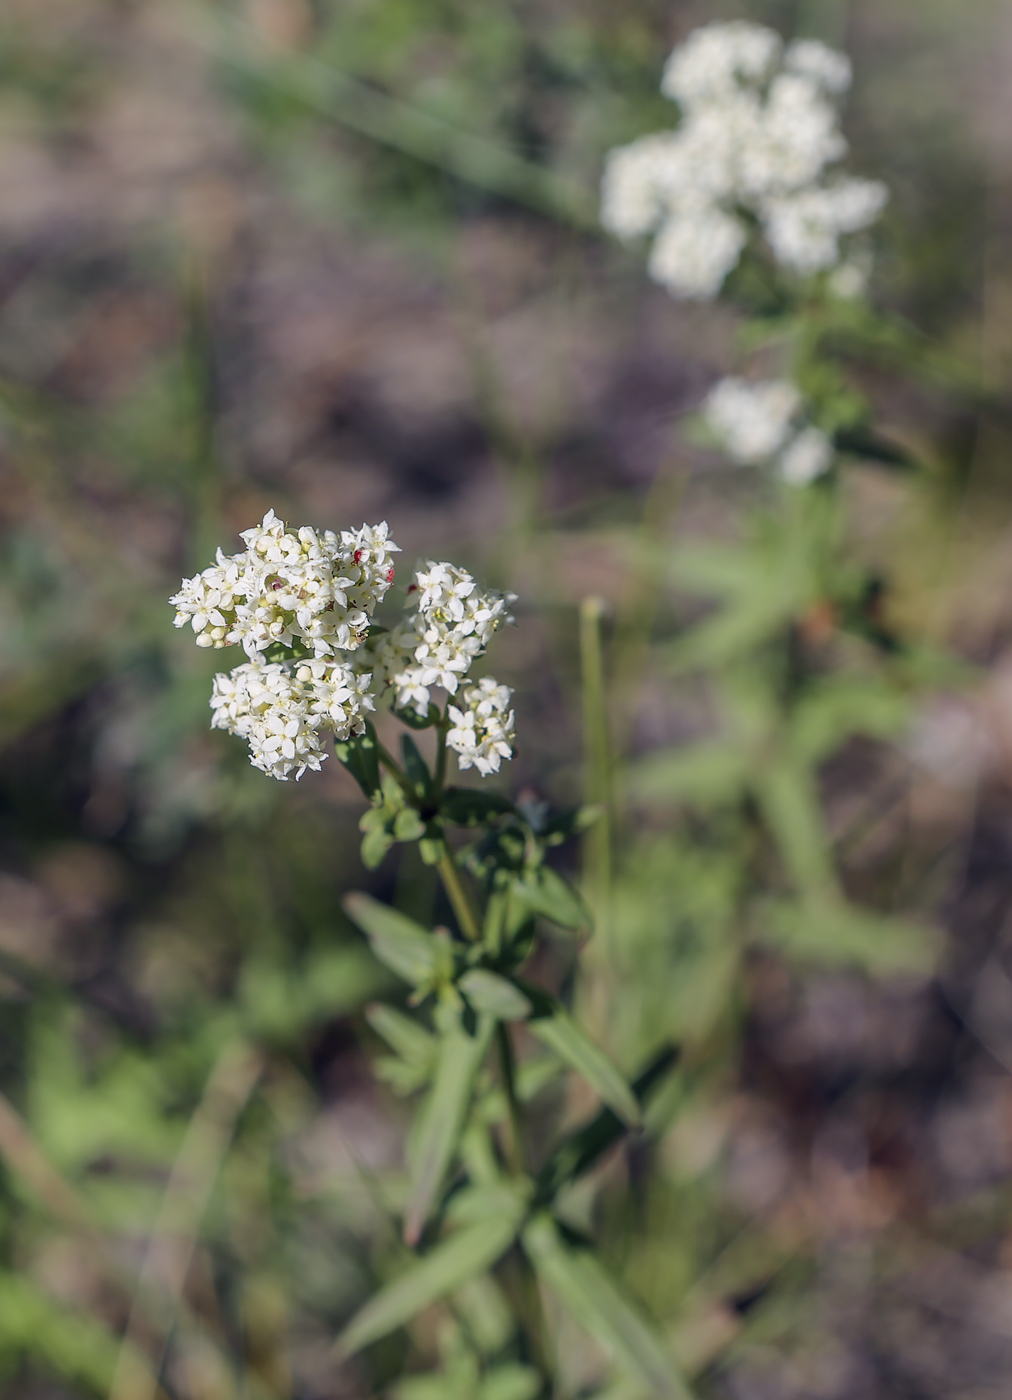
[601,21,887,299]
[171,511,517,780]
[704,377,834,484]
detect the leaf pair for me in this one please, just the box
[344,895,639,1126]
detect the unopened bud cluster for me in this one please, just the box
[601,21,887,299]
[171,512,516,781]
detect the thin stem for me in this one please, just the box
[489,1029,553,1391]
[434,715,449,797]
[374,738,416,803]
[109,1040,263,1400]
[579,596,612,940]
[611,460,686,762]
[436,849,482,943]
[495,1023,525,1176]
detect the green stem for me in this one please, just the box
[434,715,449,798]
[436,849,482,943]
[579,596,612,940]
[492,1028,553,1391]
[495,1022,525,1176]
[374,738,416,803]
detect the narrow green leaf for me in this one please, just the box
[405,1009,495,1244]
[535,1045,679,1203]
[480,1366,542,1400]
[393,807,427,842]
[522,1215,692,1400]
[542,803,602,846]
[402,734,434,801]
[394,702,443,729]
[833,424,916,469]
[626,744,750,809]
[511,867,589,930]
[334,720,383,799]
[761,897,939,974]
[525,998,640,1128]
[441,788,516,826]
[366,1004,437,1066]
[337,1213,521,1356]
[754,765,837,899]
[344,893,438,986]
[459,970,532,1021]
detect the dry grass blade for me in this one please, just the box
[108,1039,264,1400]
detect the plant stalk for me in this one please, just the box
[579,596,613,940]
[436,849,482,942]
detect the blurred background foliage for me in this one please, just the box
[3,0,1012,1397]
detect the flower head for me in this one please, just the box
[382,563,516,717]
[174,516,517,783]
[704,376,833,485]
[446,678,516,777]
[601,22,886,299]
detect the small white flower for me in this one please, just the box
[182,524,519,783]
[379,565,516,715]
[660,21,781,108]
[783,38,852,95]
[704,378,801,463]
[762,179,888,276]
[446,678,516,777]
[778,426,834,485]
[647,205,748,301]
[209,655,375,781]
[704,376,834,486]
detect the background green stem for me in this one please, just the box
[436,850,482,942]
[580,596,613,941]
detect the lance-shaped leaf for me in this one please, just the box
[402,734,434,803]
[535,1045,679,1203]
[344,894,439,987]
[405,1009,495,1244]
[366,1004,435,1060]
[441,788,517,827]
[334,721,383,800]
[394,702,443,730]
[337,1208,523,1356]
[521,988,640,1128]
[511,867,589,931]
[459,970,532,1021]
[521,1215,693,1400]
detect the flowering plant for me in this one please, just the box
[171,512,685,1398]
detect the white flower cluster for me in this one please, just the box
[601,21,887,298]
[171,513,518,781]
[379,561,516,719]
[704,377,834,485]
[170,510,399,659]
[209,659,375,781]
[446,679,516,777]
